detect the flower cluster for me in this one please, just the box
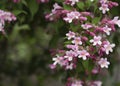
[0,10,16,33]
[64,0,79,6]
[99,0,118,14]
[46,3,91,22]
[48,0,119,86]
[66,78,102,86]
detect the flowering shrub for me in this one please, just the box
[0,10,16,34]
[48,0,120,86]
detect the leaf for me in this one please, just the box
[9,24,30,42]
[28,0,39,17]
[92,17,100,24]
[12,10,27,16]
[21,0,28,7]
[77,2,84,10]
[63,4,73,10]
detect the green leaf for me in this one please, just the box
[92,17,100,24]
[28,0,39,17]
[77,2,84,10]
[22,0,28,6]
[63,4,73,10]
[12,10,27,16]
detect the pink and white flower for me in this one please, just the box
[71,80,83,86]
[78,50,89,60]
[52,3,62,14]
[94,81,102,86]
[64,50,76,61]
[69,0,79,6]
[52,55,64,66]
[63,11,80,23]
[66,31,75,40]
[98,58,110,68]
[102,25,112,35]
[90,36,102,46]
[99,4,109,14]
[111,16,120,27]
[72,37,82,45]
[103,41,115,55]
[81,23,92,30]
[66,63,74,70]
[66,44,79,50]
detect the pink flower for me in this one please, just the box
[71,80,83,86]
[69,0,79,6]
[66,63,74,70]
[90,36,102,46]
[78,50,89,60]
[64,13,75,23]
[49,64,56,69]
[94,81,102,86]
[81,23,92,30]
[0,22,4,31]
[66,44,79,50]
[102,25,112,35]
[103,41,115,55]
[52,3,62,14]
[52,55,64,66]
[99,4,109,14]
[98,58,110,68]
[100,0,107,4]
[111,16,120,27]
[64,50,77,61]
[72,37,82,45]
[63,11,80,23]
[66,31,75,40]
[0,10,16,33]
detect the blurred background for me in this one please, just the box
[0,0,120,86]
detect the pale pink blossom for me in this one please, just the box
[72,37,82,45]
[66,31,75,40]
[98,58,110,68]
[90,36,102,46]
[0,22,4,31]
[103,41,115,55]
[94,81,102,86]
[81,24,92,30]
[102,25,112,35]
[78,50,89,60]
[71,80,83,86]
[66,63,74,70]
[69,0,79,6]
[52,55,64,66]
[0,10,16,33]
[111,16,120,27]
[100,0,107,4]
[52,3,62,14]
[99,4,109,14]
[66,44,79,50]
[63,11,80,23]
[64,50,75,61]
